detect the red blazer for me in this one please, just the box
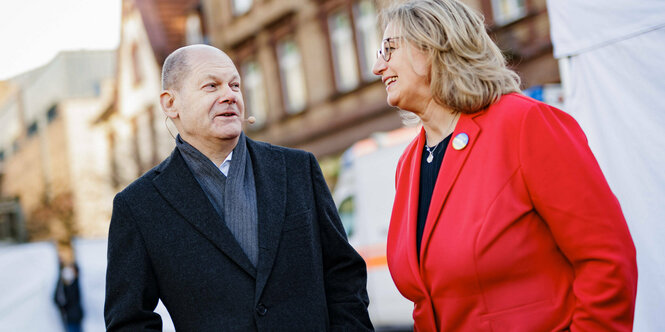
[387,93,637,331]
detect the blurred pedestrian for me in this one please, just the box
[373,0,638,330]
[54,261,84,332]
[104,44,372,331]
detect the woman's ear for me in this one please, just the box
[411,48,431,77]
[160,90,178,119]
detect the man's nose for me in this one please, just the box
[218,86,237,105]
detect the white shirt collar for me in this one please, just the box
[218,151,233,177]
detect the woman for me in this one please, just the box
[373,0,638,331]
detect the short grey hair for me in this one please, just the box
[161,47,190,90]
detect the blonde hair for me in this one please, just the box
[381,0,521,114]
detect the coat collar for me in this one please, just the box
[246,138,286,303]
[401,112,483,281]
[152,148,258,278]
[419,113,482,263]
[151,136,287,287]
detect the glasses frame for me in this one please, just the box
[376,37,401,62]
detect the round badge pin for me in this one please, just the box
[452,133,469,150]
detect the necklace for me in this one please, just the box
[425,142,440,163]
[425,112,459,164]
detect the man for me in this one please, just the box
[104,44,373,331]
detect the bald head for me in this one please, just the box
[159,44,245,163]
[161,44,230,91]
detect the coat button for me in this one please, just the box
[256,303,268,316]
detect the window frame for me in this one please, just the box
[490,0,527,26]
[327,7,361,92]
[267,15,309,117]
[239,58,270,129]
[321,0,381,95]
[352,0,381,82]
[275,36,308,115]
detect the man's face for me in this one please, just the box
[173,48,245,146]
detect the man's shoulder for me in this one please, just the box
[116,152,174,199]
[247,137,312,159]
[115,171,156,202]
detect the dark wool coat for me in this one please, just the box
[104,137,373,331]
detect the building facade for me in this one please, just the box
[101,0,208,190]
[0,51,116,241]
[201,0,559,170]
[0,0,560,242]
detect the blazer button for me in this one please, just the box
[256,303,268,316]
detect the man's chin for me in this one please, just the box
[214,127,242,140]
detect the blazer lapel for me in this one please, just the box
[419,113,482,263]
[246,139,286,303]
[403,128,430,293]
[152,149,257,278]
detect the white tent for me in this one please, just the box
[0,242,63,331]
[0,239,174,331]
[547,1,665,330]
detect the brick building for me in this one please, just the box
[0,51,116,241]
[200,0,559,170]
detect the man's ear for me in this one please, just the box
[160,90,178,119]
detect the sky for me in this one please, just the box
[0,0,122,80]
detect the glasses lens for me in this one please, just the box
[382,40,390,61]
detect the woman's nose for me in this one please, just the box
[372,55,387,76]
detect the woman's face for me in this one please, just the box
[372,22,432,113]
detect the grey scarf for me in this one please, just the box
[176,133,259,266]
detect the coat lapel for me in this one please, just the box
[246,139,286,303]
[403,128,430,293]
[152,149,257,278]
[419,113,482,263]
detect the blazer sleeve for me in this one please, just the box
[308,153,374,331]
[104,193,162,331]
[518,103,638,331]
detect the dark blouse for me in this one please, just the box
[417,133,452,257]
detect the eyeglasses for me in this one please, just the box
[376,37,401,62]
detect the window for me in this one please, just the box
[491,0,526,25]
[0,199,25,243]
[241,59,268,128]
[328,9,360,92]
[27,121,38,137]
[131,117,143,175]
[326,0,380,92]
[108,131,119,189]
[93,82,101,96]
[131,43,143,86]
[232,0,252,16]
[353,0,380,81]
[146,106,159,166]
[47,104,58,123]
[185,12,204,45]
[276,38,307,114]
[338,197,355,237]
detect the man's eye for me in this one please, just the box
[205,83,217,88]
[231,83,240,89]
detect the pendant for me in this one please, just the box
[427,153,434,163]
